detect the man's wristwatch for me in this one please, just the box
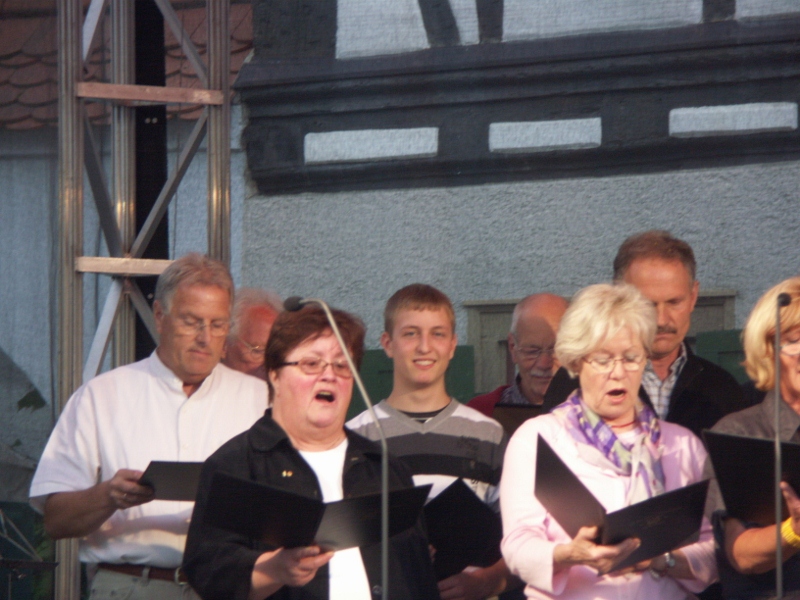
[649,552,676,579]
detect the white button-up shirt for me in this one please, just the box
[30,352,267,567]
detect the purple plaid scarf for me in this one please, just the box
[551,390,665,503]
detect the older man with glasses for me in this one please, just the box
[222,287,282,380]
[469,293,568,421]
[30,253,267,600]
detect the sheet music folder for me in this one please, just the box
[491,405,542,436]
[138,461,204,501]
[204,471,432,552]
[703,430,800,526]
[423,478,503,580]
[535,435,709,571]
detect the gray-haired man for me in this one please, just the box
[30,253,267,600]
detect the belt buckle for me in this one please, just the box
[174,567,186,586]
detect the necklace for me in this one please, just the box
[610,419,637,429]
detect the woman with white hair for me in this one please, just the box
[500,283,717,599]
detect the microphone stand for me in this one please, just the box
[286,297,390,600]
[774,292,791,599]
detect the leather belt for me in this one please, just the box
[98,563,188,584]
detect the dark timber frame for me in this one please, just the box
[238,13,800,195]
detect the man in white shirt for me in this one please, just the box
[30,253,267,600]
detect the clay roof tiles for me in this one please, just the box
[0,0,252,129]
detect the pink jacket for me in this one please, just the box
[500,413,717,599]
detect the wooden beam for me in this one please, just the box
[76,82,224,105]
[76,257,173,276]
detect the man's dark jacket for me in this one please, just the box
[544,346,747,439]
[183,411,439,600]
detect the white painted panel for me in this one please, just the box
[336,0,429,59]
[450,0,480,45]
[304,128,439,164]
[503,0,702,41]
[489,118,602,153]
[669,103,798,138]
[736,0,800,18]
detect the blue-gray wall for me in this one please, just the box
[0,127,58,468]
[240,160,800,347]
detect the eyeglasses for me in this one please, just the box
[583,354,645,373]
[279,358,353,379]
[171,315,230,337]
[781,340,800,357]
[237,338,266,360]
[515,345,556,361]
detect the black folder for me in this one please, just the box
[203,471,432,552]
[138,461,204,501]
[703,430,800,526]
[491,404,542,436]
[535,435,709,571]
[423,478,503,580]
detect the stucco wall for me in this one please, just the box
[0,127,57,407]
[170,104,248,284]
[0,127,58,464]
[242,160,800,348]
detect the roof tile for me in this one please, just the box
[0,1,252,129]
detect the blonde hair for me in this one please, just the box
[555,283,656,377]
[742,276,800,391]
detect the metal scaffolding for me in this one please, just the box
[57,0,231,597]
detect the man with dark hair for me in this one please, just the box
[30,253,267,600]
[348,284,519,600]
[546,230,746,438]
[613,229,697,281]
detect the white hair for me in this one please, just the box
[555,283,656,377]
[229,287,283,339]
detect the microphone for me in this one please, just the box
[283,296,305,313]
[774,292,791,598]
[283,296,390,600]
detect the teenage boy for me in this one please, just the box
[348,284,517,600]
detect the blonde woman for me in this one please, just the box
[706,276,800,598]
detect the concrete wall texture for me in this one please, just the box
[0,127,58,467]
[0,127,57,407]
[170,105,248,284]
[242,160,800,348]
